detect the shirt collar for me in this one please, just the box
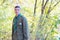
[15,13,22,18]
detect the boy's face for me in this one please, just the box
[15,8,20,15]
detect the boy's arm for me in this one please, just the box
[22,17,29,40]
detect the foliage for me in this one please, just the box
[0,0,60,40]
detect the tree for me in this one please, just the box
[36,0,60,40]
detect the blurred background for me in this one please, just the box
[0,0,60,40]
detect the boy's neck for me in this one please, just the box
[16,13,20,16]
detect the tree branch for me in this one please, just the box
[41,0,44,14]
[48,0,60,14]
[41,0,49,14]
[34,0,37,16]
[0,0,5,6]
[51,1,60,11]
[46,0,60,18]
[43,0,49,9]
[46,0,52,18]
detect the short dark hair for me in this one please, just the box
[15,6,20,8]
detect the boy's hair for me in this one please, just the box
[15,6,20,8]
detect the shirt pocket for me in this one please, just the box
[17,19,23,26]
